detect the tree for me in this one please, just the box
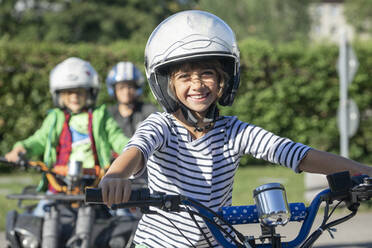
[0,0,199,44]
[196,0,312,43]
[344,0,372,35]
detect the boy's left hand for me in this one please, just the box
[5,146,26,163]
[98,176,132,207]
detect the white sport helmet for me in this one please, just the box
[49,57,100,108]
[106,61,145,98]
[145,10,240,113]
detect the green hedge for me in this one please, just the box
[1,39,372,167]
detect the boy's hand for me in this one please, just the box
[98,176,132,207]
[5,146,26,163]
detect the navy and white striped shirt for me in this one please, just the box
[125,112,311,247]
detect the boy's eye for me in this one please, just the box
[176,73,190,79]
[174,69,216,82]
[202,70,215,76]
[200,69,216,78]
[117,84,136,90]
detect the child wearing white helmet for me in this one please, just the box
[106,61,158,217]
[6,57,129,196]
[106,61,158,138]
[99,10,372,248]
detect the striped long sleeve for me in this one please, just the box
[124,112,311,248]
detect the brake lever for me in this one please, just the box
[351,180,372,201]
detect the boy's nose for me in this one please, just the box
[190,74,204,86]
[69,92,81,98]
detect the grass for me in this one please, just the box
[0,171,41,231]
[232,165,305,205]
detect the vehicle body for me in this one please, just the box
[86,171,372,248]
[1,157,141,248]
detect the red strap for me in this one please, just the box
[55,111,72,166]
[52,111,72,192]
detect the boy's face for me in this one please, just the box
[115,81,137,105]
[59,88,87,113]
[172,64,219,118]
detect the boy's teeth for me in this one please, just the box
[192,95,205,99]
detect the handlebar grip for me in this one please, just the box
[0,157,11,165]
[85,188,151,204]
[85,188,103,203]
[0,155,28,168]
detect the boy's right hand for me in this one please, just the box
[98,176,132,207]
[5,146,26,163]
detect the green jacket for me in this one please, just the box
[15,105,129,191]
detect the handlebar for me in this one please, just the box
[0,155,30,169]
[85,172,372,248]
[0,155,58,175]
[7,193,85,201]
[0,155,103,194]
[85,188,183,211]
[0,156,98,177]
[85,188,149,203]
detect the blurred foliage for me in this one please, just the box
[197,0,312,44]
[344,0,372,35]
[0,0,313,44]
[2,0,372,46]
[2,39,372,170]
[0,0,198,44]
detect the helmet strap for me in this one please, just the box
[180,103,219,132]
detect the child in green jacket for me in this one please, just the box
[5,57,129,193]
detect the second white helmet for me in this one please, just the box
[105,61,145,98]
[49,57,100,108]
[145,10,240,113]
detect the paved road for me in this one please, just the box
[1,212,371,247]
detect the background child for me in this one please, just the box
[98,10,372,248]
[5,57,129,197]
[106,61,158,138]
[105,61,158,217]
[106,61,158,181]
